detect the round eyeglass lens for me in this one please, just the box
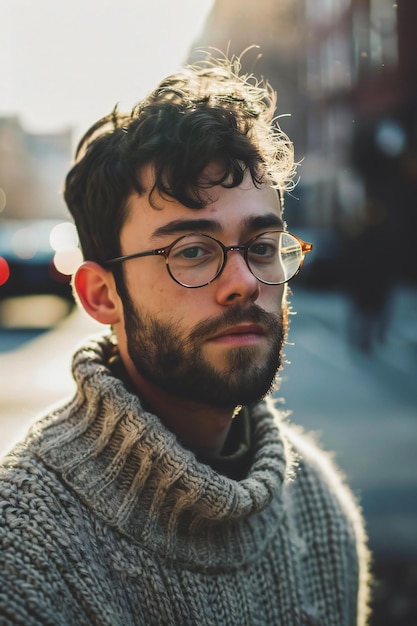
[167,231,303,287]
[281,232,303,281]
[168,234,224,287]
[247,231,302,284]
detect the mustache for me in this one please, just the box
[188,304,283,342]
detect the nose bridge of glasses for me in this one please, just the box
[222,244,254,277]
[225,243,247,255]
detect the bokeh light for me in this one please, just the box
[375,119,406,157]
[53,248,83,275]
[49,222,81,275]
[0,256,10,286]
[0,188,6,213]
[10,227,39,259]
[49,222,79,252]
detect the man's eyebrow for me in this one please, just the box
[151,213,285,239]
[151,219,222,239]
[242,213,285,231]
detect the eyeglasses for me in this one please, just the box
[105,230,313,289]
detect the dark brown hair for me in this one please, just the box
[64,54,296,266]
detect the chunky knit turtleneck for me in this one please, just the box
[0,335,370,626]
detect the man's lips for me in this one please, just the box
[207,323,267,345]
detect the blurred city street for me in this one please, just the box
[1,284,416,560]
[0,303,101,454]
[2,1,416,623]
[281,283,417,559]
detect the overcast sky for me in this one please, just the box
[0,0,214,137]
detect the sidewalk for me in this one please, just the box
[280,284,417,482]
[0,307,101,456]
[279,283,417,556]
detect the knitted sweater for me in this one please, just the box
[0,335,370,626]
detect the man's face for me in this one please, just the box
[117,169,287,409]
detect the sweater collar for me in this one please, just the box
[29,334,292,564]
[110,352,253,481]
[109,352,252,480]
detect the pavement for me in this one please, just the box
[1,283,416,557]
[0,305,101,454]
[279,283,417,557]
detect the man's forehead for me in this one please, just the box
[134,162,281,208]
[124,165,283,237]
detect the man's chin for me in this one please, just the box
[197,366,280,408]
[204,341,270,373]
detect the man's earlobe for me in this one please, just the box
[73,261,121,325]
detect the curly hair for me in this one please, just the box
[64,54,296,266]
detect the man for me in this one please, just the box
[0,56,370,625]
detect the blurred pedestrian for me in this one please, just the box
[346,199,394,354]
[0,54,370,625]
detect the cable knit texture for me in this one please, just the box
[0,335,370,625]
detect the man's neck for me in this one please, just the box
[124,364,236,457]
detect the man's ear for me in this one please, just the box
[73,261,121,325]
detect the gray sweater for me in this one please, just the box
[0,335,370,625]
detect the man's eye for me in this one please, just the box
[250,243,268,255]
[249,242,277,259]
[177,245,211,259]
[181,246,205,259]
[172,242,215,262]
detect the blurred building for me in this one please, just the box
[0,117,72,220]
[189,0,306,158]
[189,0,417,282]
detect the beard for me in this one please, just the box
[122,293,287,409]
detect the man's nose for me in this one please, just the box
[214,249,260,305]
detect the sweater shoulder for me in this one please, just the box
[263,399,362,519]
[266,400,369,559]
[270,408,371,625]
[281,418,362,520]
[0,444,82,551]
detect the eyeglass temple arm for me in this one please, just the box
[105,249,161,265]
[301,241,313,254]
